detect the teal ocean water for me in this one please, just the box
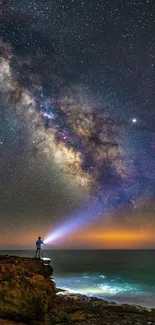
[1,250,155,308]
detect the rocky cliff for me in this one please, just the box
[0,255,155,325]
[0,255,55,324]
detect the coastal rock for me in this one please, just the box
[50,294,155,325]
[0,255,155,325]
[0,255,53,278]
[0,255,56,323]
[0,321,26,325]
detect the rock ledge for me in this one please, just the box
[0,255,155,325]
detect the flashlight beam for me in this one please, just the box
[44,178,154,244]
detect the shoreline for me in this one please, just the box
[0,255,155,324]
[57,287,155,310]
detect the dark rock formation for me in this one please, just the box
[49,293,155,325]
[0,255,56,324]
[0,255,53,278]
[0,255,155,325]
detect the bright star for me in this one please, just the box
[132,118,137,123]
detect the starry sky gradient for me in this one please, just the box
[0,0,155,249]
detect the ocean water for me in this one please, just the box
[1,250,155,308]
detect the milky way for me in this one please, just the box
[0,0,155,244]
[0,38,133,198]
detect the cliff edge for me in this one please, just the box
[0,255,155,325]
[0,255,55,324]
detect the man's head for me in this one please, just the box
[38,236,41,240]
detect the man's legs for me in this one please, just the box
[35,248,41,258]
[35,247,39,258]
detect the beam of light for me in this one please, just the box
[43,200,120,244]
[44,186,133,244]
[44,199,106,244]
[44,172,155,245]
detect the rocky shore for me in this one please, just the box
[0,255,155,325]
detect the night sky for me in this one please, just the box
[0,0,155,249]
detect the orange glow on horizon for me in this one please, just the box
[64,229,154,249]
[0,225,154,249]
[82,231,150,241]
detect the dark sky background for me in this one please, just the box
[0,0,155,248]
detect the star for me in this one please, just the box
[132,118,137,123]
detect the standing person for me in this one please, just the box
[35,236,44,258]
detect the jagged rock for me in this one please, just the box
[0,255,53,278]
[0,255,56,323]
[0,255,155,325]
[0,321,26,325]
[50,294,155,325]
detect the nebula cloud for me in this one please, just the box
[0,34,136,208]
[0,39,136,205]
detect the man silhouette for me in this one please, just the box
[35,236,43,258]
